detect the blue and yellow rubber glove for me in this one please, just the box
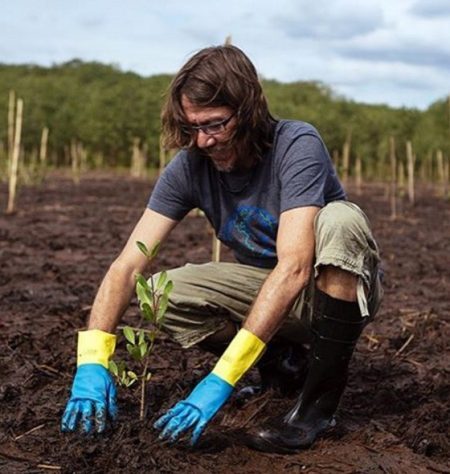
[61,329,117,434]
[154,328,265,445]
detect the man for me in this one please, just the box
[61,45,383,453]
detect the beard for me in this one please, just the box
[197,142,238,173]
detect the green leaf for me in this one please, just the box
[150,241,161,259]
[128,345,142,361]
[164,280,173,295]
[109,360,118,376]
[156,271,168,290]
[139,341,148,357]
[136,241,150,258]
[138,330,145,345]
[135,273,149,290]
[140,303,154,323]
[127,371,138,380]
[146,372,152,381]
[126,379,137,387]
[136,277,152,311]
[123,326,135,345]
[157,293,169,322]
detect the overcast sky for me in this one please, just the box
[1,0,449,109]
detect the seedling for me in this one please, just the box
[109,240,173,420]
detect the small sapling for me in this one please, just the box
[109,240,173,420]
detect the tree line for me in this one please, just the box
[0,60,448,176]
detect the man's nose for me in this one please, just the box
[196,130,216,149]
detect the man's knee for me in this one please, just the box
[315,201,369,243]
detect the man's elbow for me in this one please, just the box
[277,260,312,291]
[107,257,141,286]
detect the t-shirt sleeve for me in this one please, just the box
[148,151,196,220]
[278,132,331,212]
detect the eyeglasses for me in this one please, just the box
[181,113,236,136]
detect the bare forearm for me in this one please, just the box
[243,263,311,343]
[87,262,137,333]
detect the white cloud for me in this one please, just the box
[410,0,450,18]
[0,0,448,109]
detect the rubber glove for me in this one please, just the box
[61,363,117,433]
[154,328,265,445]
[154,373,233,444]
[61,329,117,434]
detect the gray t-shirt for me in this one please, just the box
[148,120,345,268]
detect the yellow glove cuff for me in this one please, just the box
[212,328,266,387]
[77,329,116,369]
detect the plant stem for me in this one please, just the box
[140,358,149,420]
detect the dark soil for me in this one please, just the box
[0,171,449,474]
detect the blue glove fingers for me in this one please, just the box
[80,402,94,434]
[154,403,186,430]
[61,401,81,432]
[94,403,107,433]
[167,410,200,442]
[159,405,196,440]
[107,382,118,421]
[191,419,208,446]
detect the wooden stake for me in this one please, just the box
[444,155,449,198]
[39,127,49,165]
[6,98,23,214]
[406,141,415,205]
[131,137,141,177]
[355,155,362,195]
[7,90,15,174]
[211,234,221,262]
[389,136,397,219]
[436,149,448,198]
[70,139,80,184]
[398,160,405,197]
[341,131,351,185]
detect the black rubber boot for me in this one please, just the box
[235,341,309,402]
[245,289,366,453]
[198,337,308,400]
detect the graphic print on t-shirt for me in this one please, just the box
[222,205,278,262]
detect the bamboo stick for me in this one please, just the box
[355,155,362,195]
[131,137,141,177]
[398,160,405,197]
[39,127,49,165]
[406,141,415,205]
[341,131,351,185]
[7,90,15,177]
[211,234,221,262]
[389,136,397,219]
[436,149,448,197]
[70,139,80,184]
[6,98,23,214]
[436,149,444,185]
[444,155,449,198]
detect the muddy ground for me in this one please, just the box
[0,171,449,473]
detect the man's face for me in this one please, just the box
[181,95,238,172]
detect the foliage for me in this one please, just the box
[109,240,173,419]
[0,60,448,178]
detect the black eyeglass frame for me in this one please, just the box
[181,112,236,136]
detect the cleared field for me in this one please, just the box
[0,172,448,473]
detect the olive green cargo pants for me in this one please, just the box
[158,201,383,348]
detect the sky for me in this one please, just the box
[1,0,449,110]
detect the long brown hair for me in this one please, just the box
[161,45,276,164]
